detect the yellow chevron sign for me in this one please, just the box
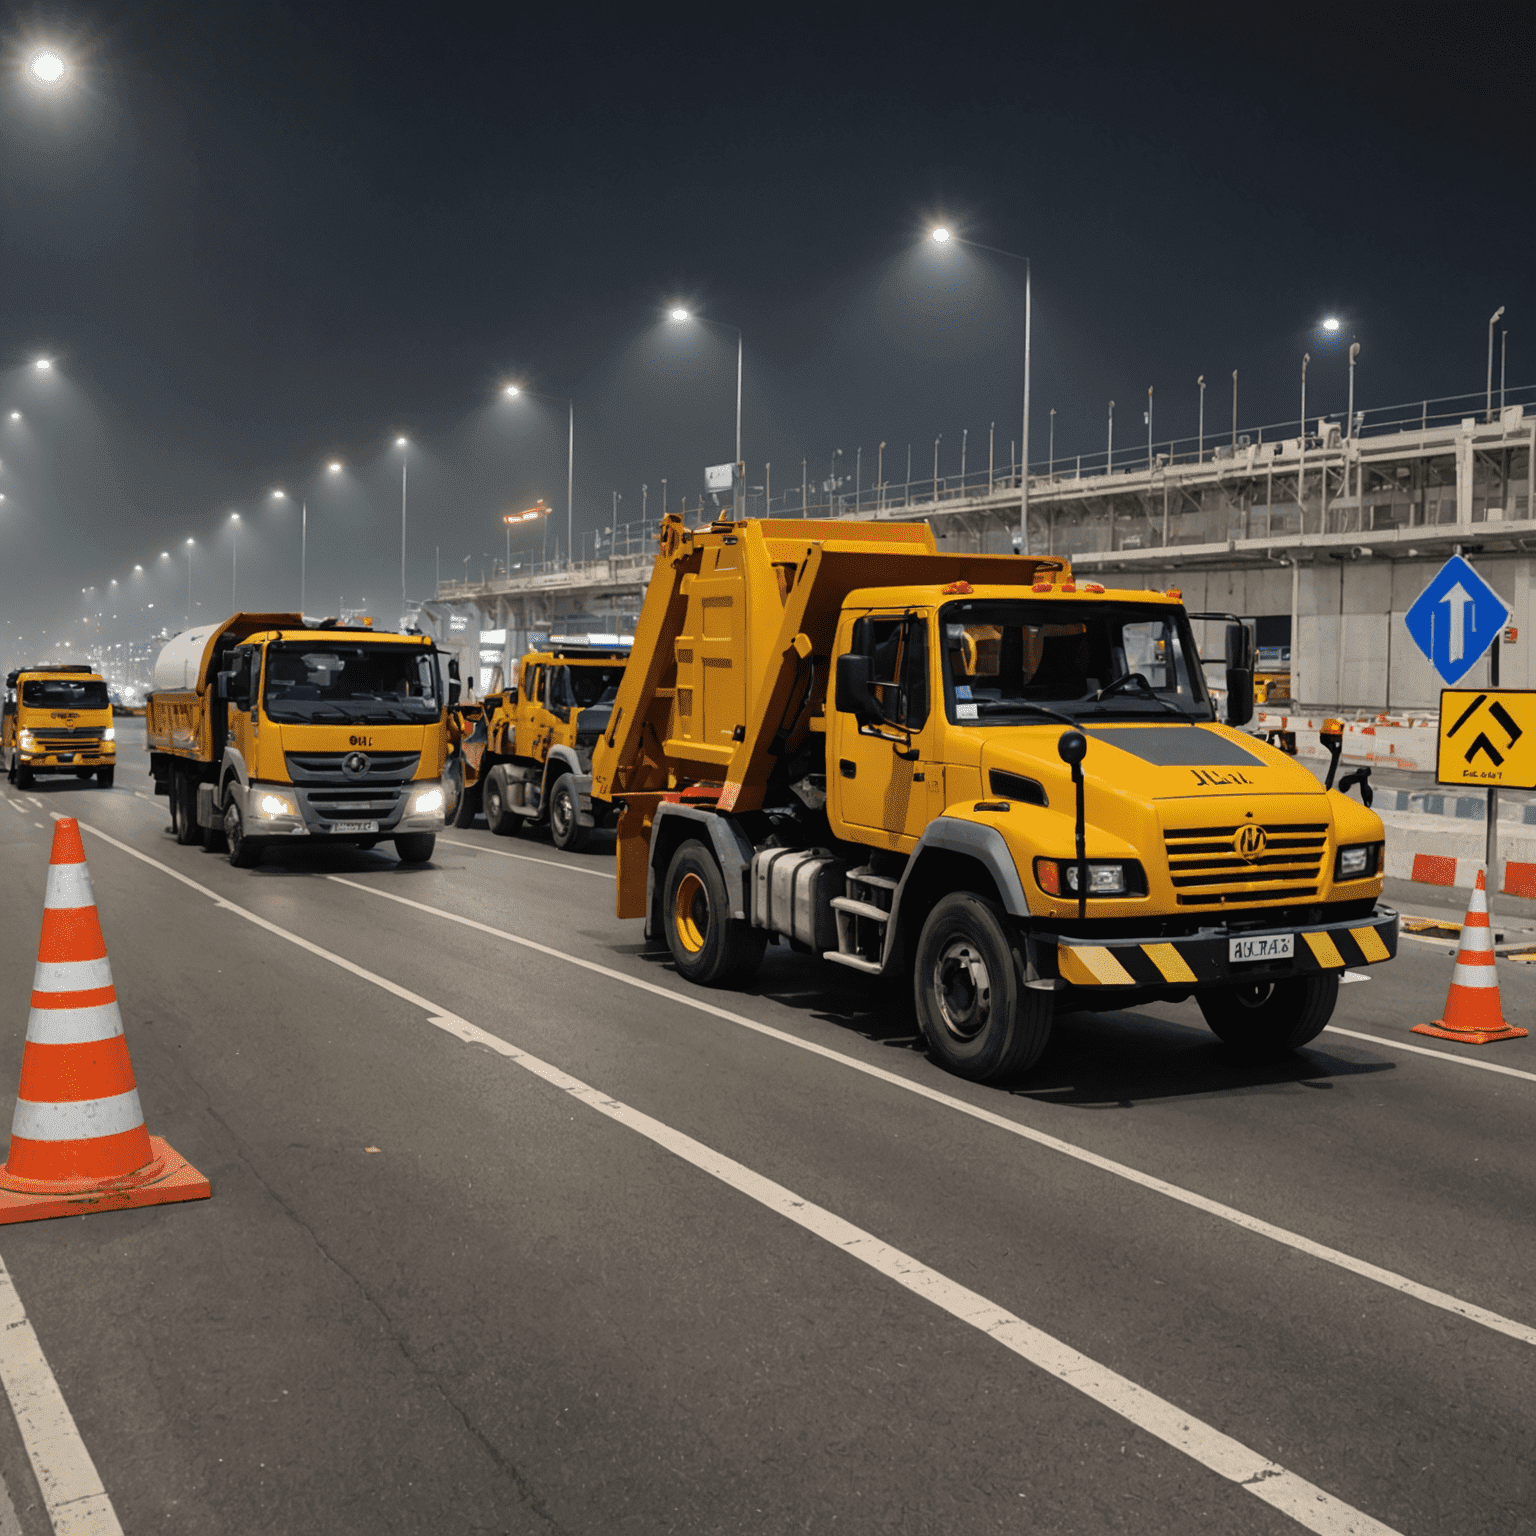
[1437,688,1536,790]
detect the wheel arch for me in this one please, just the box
[645,802,755,941]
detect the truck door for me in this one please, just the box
[225,645,261,773]
[830,611,936,844]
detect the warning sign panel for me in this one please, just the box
[1437,688,1536,789]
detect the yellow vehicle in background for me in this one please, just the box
[146,613,455,867]
[3,665,117,788]
[591,514,1395,1083]
[477,641,631,850]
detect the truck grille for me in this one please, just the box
[1164,822,1328,906]
[296,787,411,824]
[28,727,104,742]
[285,751,420,786]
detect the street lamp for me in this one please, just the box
[1322,317,1341,333]
[669,308,744,516]
[184,539,194,623]
[33,358,50,372]
[1197,375,1205,463]
[27,51,66,86]
[1348,343,1360,439]
[229,513,240,607]
[1300,352,1310,440]
[501,387,575,568]
[394,436,409,620]
[270,488,308,613]
[503,502,551,571]
[928,225,1032,553]
[7,412,18,422]
[327,461,342,473]
[1487,305,1506,422]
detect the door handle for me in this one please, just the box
[839,759,857,778]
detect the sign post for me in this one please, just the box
[1409,554,1514,913]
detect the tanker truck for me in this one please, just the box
[589,514,1396,1083]
[146,613,455,867]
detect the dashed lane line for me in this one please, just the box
[68,816,1402,1536]
[1324,1026,1536,1083]
[326,873,1536,1351]
[436,835,616,879]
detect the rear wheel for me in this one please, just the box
[548,774,589,852]
[224,801,265,867]
[1197,973,1338,1059]
[96,767,114,788]
[662,839,765,987]
[913,893,1052,1082]
[174,773,202,846]
[395,832,435,864]
[453,777,481,828]
[442,757,464,825]
[483,765,517,836]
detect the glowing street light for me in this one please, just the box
[503,501,551,571]
[229,512,241,607]
[502,384,520,397]
[1322,317,1340,333]
[33,358,51,372]
[501,387,576,568]
[669,307,744,508]
[184,539,195,622]
[669,308,689,322]
[28,51,65,86]
[930,227,951,244]
[327,461,342,473]
[394,436,409,618]
[8,412,19,422]
[271,488,309,612]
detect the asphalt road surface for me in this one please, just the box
[0,728,1530,1535]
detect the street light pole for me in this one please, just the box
[1487,306,1505,422]
[1048,408,1055,479]
[395,438,409,617]
[230,514,240,607]
[669,311,744,517]
[1347,343,1360,438]
[1106,402,1114,474]
[1146,386,1153,470]
[1197,375,1205,462]
[185,540,194,624]
[1301,352,1309,443]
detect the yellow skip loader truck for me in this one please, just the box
[4,665,117,788]
[590,515,1397,1083]
[146,613,456,867]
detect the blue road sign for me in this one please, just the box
[1403,554,1511,687]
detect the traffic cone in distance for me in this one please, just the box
[1411,869,1528,1046]
[0,818,210,1223]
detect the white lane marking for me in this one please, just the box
[69,823,1401,1536]
[25,798,42,810]
[1339,970,1370,983]
[4,800,25,815]
[32,823,42,830]
[435,835,616,879]
[1324,1026,1536,1083]
[0,1255,123,1534]
[328,876,1536,1351]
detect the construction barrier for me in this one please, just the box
[1411,871,1527,1045]
[0,818,210,1224]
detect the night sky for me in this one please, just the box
[0,1,1530,657]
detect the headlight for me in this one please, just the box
[410,787,444,816]
[258,793,297,818]
[1335,843,1381,880]
[1034,859,1145,897]
[17,730,34,749]
[103,727,115,742]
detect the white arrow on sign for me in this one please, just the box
[1440,581,1472,663]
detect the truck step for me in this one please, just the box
[846,867,899,892]
[823,950,883,975]
[830,897,890,924]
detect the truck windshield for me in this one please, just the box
[939,599,1213,724]
[548,665,625,713]
[21,678,109,709]
[263,644,440,725]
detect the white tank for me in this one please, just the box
[152,626,219,692]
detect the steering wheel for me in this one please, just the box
[1095,671,1158,702]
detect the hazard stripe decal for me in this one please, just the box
[1142,943,1197,984]
[1350,926,1390,964]
[1303,932,1346,970]
[1058,946,1137,986]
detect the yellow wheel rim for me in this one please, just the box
[674,871,708,954]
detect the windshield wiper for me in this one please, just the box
[1077,695,1194,720]
[973,699,1085,730]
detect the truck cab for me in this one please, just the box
[147,614,451,867]
[592,515,1396,1084]
[476,642,631,850]
[3,666,116,789]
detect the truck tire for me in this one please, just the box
[913,893,1052,1083]
[1197,973,1339,1059]
[453,779,481,828]
[395,832,435,864]
[663,839,765,987]
[174,774,202,846]
[548,774,589,852]
[75,768,93,779]
[96,767,114,788]
[483,765,518,837]
[14,760,32,790]
[224,802,265,868]
[442,757,463,825]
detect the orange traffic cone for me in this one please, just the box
[1411,870,1528,1046]
[0,818,210,1223]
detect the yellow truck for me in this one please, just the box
[477,641,630,850]
[3,666,117,788]
[590,514,1396,1082]
[146,613,456,867]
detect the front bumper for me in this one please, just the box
[18,747,114,769]
[243,779,446,838]
[1048,904,1398,990]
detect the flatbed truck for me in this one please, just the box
[590,515,1396,1082]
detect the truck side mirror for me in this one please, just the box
[448,681,462,706]
[215,670,233,702]
[1225,622,1255,673]
[835,653,881,727]
[1223,623,1254,728]
[447,658,461,682]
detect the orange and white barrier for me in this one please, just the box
[1411,871,1527,1045]
[0,818,210,1223]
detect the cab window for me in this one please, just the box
[850,615,929,730]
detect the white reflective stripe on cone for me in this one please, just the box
[24,1002,124,1046]
[10,1090,144,1143]
[29,957,112,993]
[42,863,95,911]
[1448,966,1500,989]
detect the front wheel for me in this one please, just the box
[663,839,765,987]
[96,767,114,788]
[442,757,464,825]
[548,775,589,852]
[453,777,481,828]
[913,893,1052,1083]
[1197,973,1339,1059]
[483,765,518,836]
[225,802,265,868]
[14,761,32,789]
[174,773,202,846]
[395,832,435,864]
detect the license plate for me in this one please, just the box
[330,820,379,835]
[1229,934,1294,963]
